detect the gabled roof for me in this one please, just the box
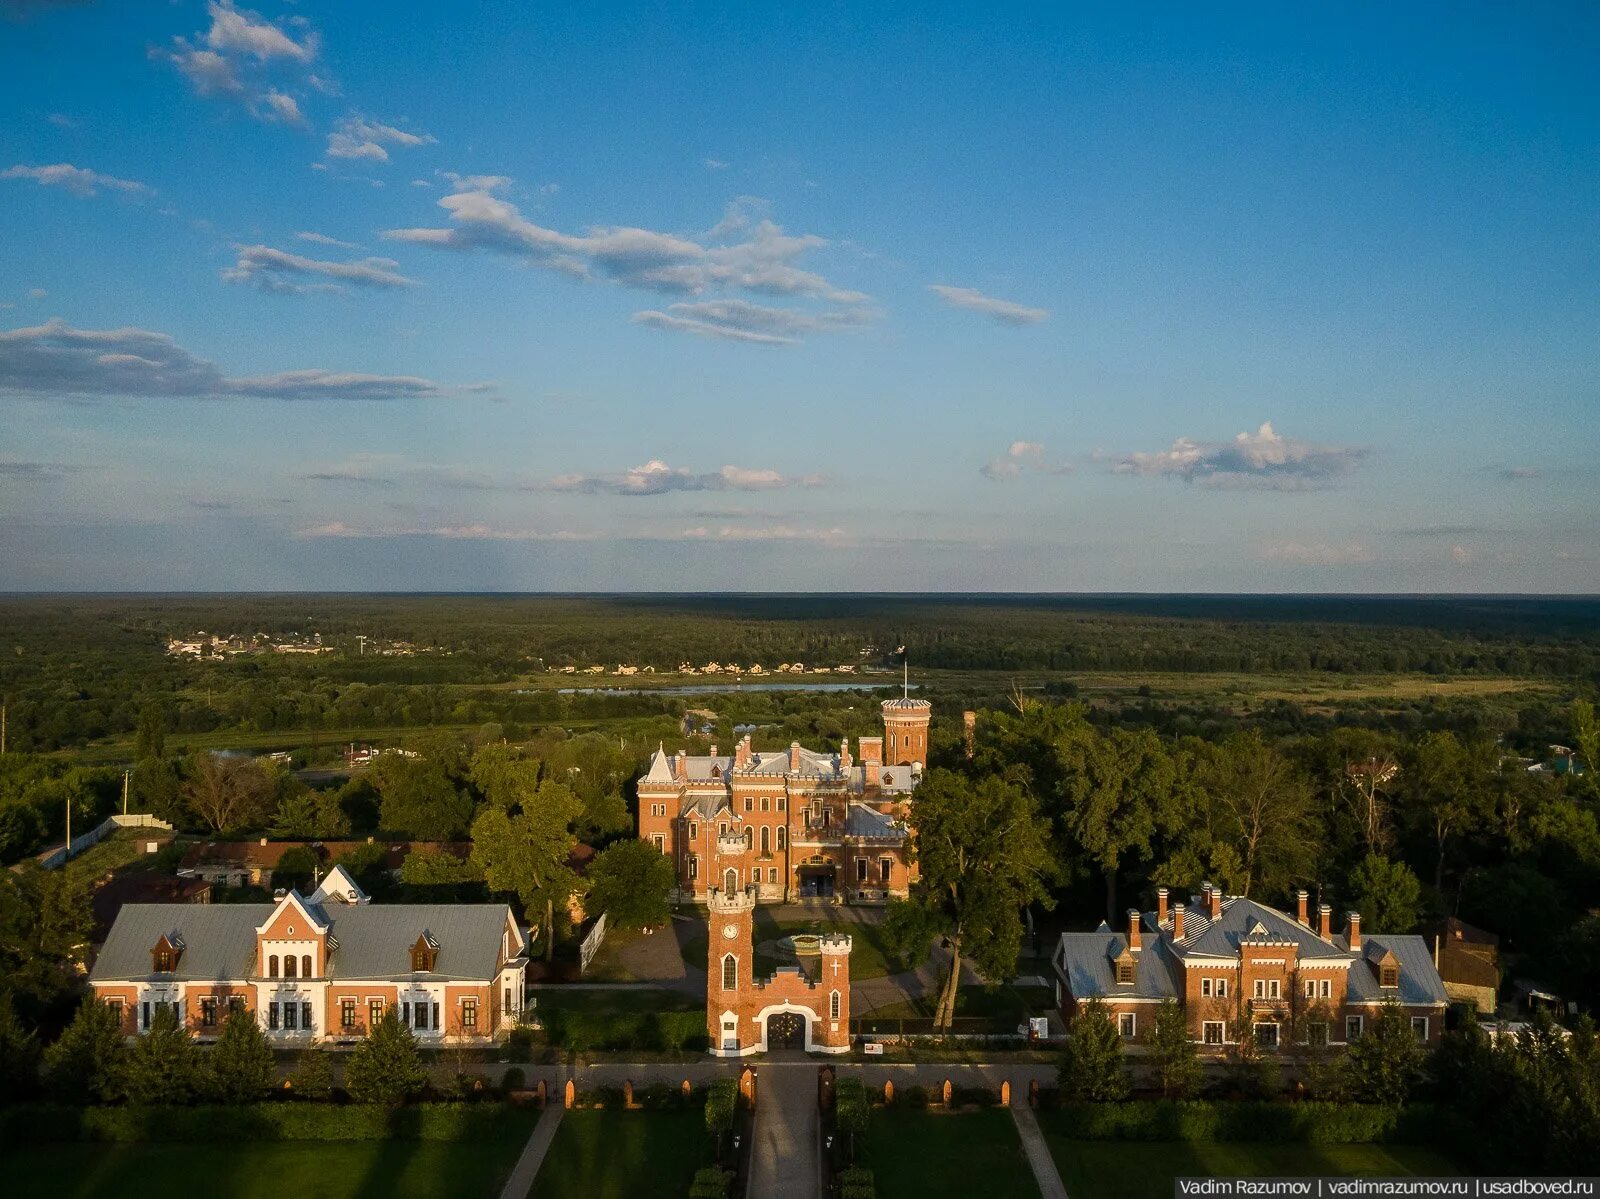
[844,804,903,839]
[1344,935,1449,1006]
[1168,897,1347,961]
[1054,923,1180,1001]
[92,903,520,983]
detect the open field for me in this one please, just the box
[1044,1138,1459,1199]
[863,1108,1041,1199]
[531,1108,710,1199]
[5,1134,535,1199]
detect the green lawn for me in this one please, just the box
[1046,1140,1459,1199]
[862,984,1055,1024]
[862,1108,1042,1199]
[531,1108,711,1199]
[6,1136,534,1199]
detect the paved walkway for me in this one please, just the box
[748,1062,820,1199]
[1010,1105,1069,1199]
[499,1103,563,1199]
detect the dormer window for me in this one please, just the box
[411,932,439,973]
[1380,965,1398,988]
[151,933,182,974]
[1116,962,1134,984]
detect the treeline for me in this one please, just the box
[4,595,1599,752]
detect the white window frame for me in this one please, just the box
[830,990,841,1020]
[1410,1016,1429,1041]
[1201,977,1213,998]
[1268,979,1281,1000]
[1216,978,1229,998]
[1345,1014,1364,1041]
[1203,1020,1225,1046]
[1253,979,1265,1000]
[1118,1012,1136,1038]
[652,834,664,853]
[721,953,737,991]
[1254,1021,1279,1050]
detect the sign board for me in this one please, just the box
[1029,1017,1049,1040]
[863,1042,884,1055]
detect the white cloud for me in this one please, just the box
[221,244,417,293]
[0,318,450,401]
[159,3,319,123]
[1109,422,1368,490]
[929,284,1047,326]
[633,299,872,345]
[704,158,729,170]
[296,521,597,542]
[681,525,849,543]
[295,231,362,250]
[1261,540,1375,566]
[2,163,152,198]
[326,116,436,162]
[980,440,1071,481]
[383,183,870,339]
[47,113,77,129]
[539,459,812,497]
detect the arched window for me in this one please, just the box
[268,954,279,978]
[830,990,841,1020]
[284,955,297,979]
[777,827,786,851]
[721,953,737,991]
[723,868,737,892]
[760,825,770,855]
[302,954,312,978]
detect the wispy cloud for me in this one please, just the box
[300,453,497,490]
[0,458,79,481]
[157,2,318,123]
[539,459,816,497]
[929,284,1047,326]
[221,244,417,293]
[296,521,598,542]
[296,231,362,250]
[1261,540,1375,566]
[2,163,152,198]
[980,440,1071,481]
[384,183,869,339]
[633,299,873,345]
[0,318,453,401]
[326,115,435,162]
[1108,422,1367,490]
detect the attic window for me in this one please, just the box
[411,933,439,973]
[151,934,181,974]
[711,765,720,778]
[1116,961,1135,985]
[1380,965,1399,988]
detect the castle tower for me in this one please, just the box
[881,696,932,767]
[706,881,756,1053]
[818,933,853,1040]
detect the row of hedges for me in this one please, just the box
[1048,1100,1472,1144]
[542,1008,708,1053]
[0,1102,532,1146]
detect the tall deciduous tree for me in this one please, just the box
[1148,999,1202,1099]
[1338,1001,1423,1104]
[894,769,1053,1028]
[585,839,675,931]
[1348,854,1422,933]
[470,781,582,962]
[182,752,275,833]
[1401,731,1494,891]
[1197,731,1315,898]
[123,1004,198,1105]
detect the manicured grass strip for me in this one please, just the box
[4,1138,531,1199]
[531,1108,712,1199]
[863,1108,1042,1199]
[1047,1141,1459,1199]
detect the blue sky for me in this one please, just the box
[1,0,1595,591]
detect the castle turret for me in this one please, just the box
[706,884,757,1052]
[881,696,932,767]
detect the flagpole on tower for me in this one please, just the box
[896,645,908,698]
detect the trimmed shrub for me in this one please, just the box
[500,1067,526,1095]
[704,1078,737,1135]
[0,1102,534,1147]
[952,1085,998,1108]
[689,1167,732,1199]
[900,1083,929,1108]
[1051,1100,1463,1145]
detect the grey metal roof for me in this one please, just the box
[1055,924,1179,1001]
[844,804,903,839]
[1168,897,1348,961]
[1343,935,1449,1006]
[92,901,515,983]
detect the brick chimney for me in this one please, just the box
[1346,911,1362,951]
[1157,886,1169,925]
[674,750,687,781]
[1207,884,1223,921]
[789,741,802,772]
[1296,889,1309,926]
[735,736,752,768]
[1127,908,1142,953]
[1318,903,1332,939]
[840,737,852,772]
[1172,902,1186,940]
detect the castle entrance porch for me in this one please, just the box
[796,864,836,899]
[766,1010,806,1050]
